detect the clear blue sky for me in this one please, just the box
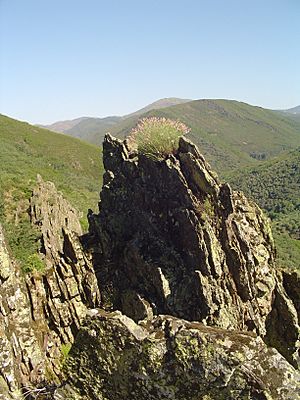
[0,0,299,124]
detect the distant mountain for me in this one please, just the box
[110,99,300,178]
[40,98,191,141]
[38,116,90,133]
[65,116,123,142]
[274,105,300,123]
[123,97,191,118]
[282,105,300,114]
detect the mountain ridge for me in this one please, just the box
[281,105,300,114]
[39,97,192,134]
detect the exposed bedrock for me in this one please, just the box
[58,309,300,400]
[0,177,100,397]
[88,134,299,367]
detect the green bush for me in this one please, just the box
[22,253,45,274]
[61,342,72,366]
[128,117,190,159]
[61,342,72,359]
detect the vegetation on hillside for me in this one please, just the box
[142,100,300,175]
[0,114,103,271]
[229,148,300,269]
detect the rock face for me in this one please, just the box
[0,224,33,399]
[28,176,100,352]
[1,135,300,399]
[265,270,300,368]
[89,134,276,336]
[58,310,300,400]
[0,177,100,397]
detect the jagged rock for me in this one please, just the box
[0,177,100,397]
[0,224,37,399]
[57,309,300,400]
[283,270,300,322]
[89,134,276,337]
[265,271,300,368]
[2,134,300,399]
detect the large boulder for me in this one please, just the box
[57,309,300,400]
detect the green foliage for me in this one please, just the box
[7,221,40,263]
[80,216,89,232]
[229,148,300,270]
[0,114,103,215]
[2,203,42,273]
[22,254,45,274]
[128,117,190,159]
[273,232,300,271]
[61,342,72,359]
[0,114,103,267]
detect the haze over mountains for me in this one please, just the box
[282,105,300,114]
[40,99,300,162]
[39,98,191,137]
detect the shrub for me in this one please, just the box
[61,342,72,359]
[128,117,190,159]
[22,253,45,274]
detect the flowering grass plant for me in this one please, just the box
[128,117,190,159]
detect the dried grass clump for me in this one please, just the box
[128,117,190,159]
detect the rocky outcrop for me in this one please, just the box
[87,133,300,373]
[0,177,100,397]
[89,134,276,336]
[0,224,34,399]
[1,134,300,399]
[57,309,300,400]
[27,176,100,355]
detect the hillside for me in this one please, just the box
[112,99,300,177]
[229,148,300,269]
[43,100,300,178]
[1,107,299,271]
[66,115,123,142]
[0,114,103,267]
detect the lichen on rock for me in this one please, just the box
[0,176,101,396]
[58,310,300,400]
[1,133,300,399]
[89,134,277,336]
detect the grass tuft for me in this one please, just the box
[128,117,190,159]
